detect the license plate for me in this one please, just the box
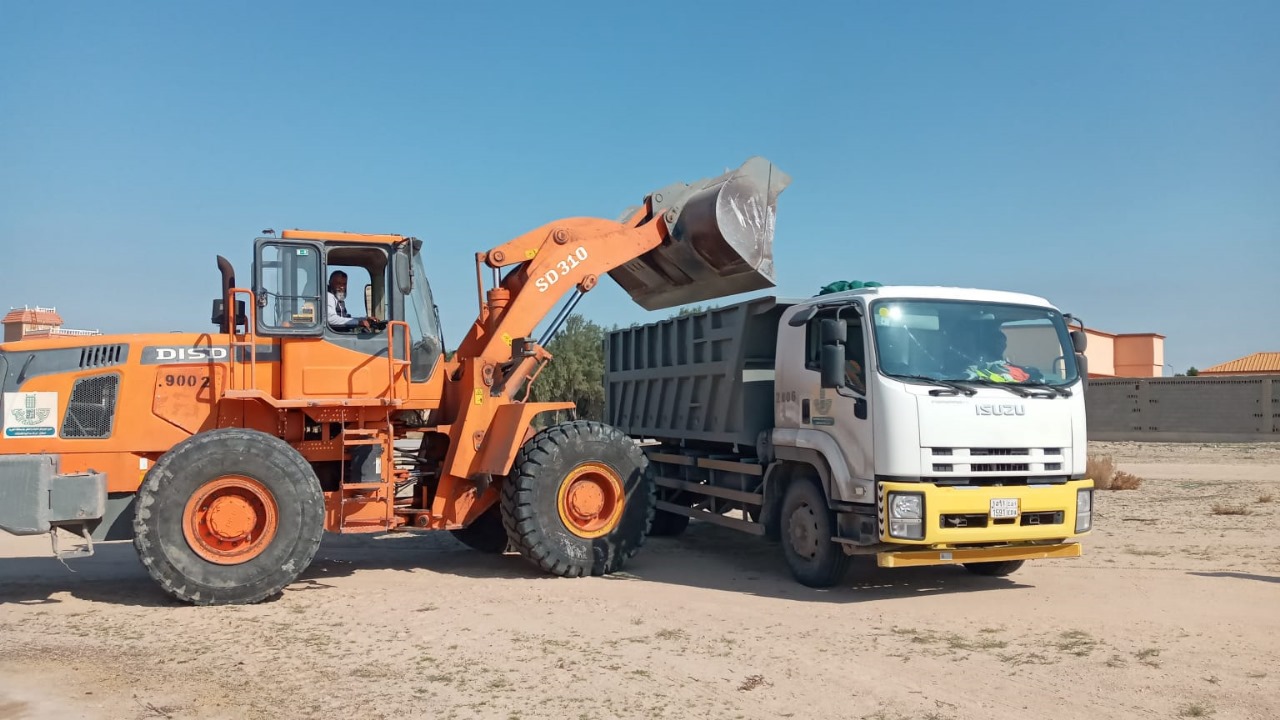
[990,498,1019,519]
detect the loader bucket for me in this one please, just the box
[609,156,791,311]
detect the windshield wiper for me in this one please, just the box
[894,374,977,396]
[958,378,1031,397]
[1022,382,1072,398]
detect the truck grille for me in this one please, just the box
[60,374,119,439]
[926,447,1070,484]
[941,511,1064,528]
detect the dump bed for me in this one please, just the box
[604,296,788,448]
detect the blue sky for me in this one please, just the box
[2,1,1276,372]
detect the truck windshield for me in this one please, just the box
[870,299,1079,387]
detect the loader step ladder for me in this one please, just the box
[336,423,400,534]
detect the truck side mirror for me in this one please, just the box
[820,318,846,345]
[820,345,845,389]
[1071,329,1087,354]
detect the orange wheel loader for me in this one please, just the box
[0,157,790,605]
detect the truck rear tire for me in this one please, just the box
[501,420,655,577]
[780,477,850,588]
[963,560,1024,577]
[132,428,325,606]
[450,503,510,554]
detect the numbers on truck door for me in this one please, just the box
[535,247,590,292]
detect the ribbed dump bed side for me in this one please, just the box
[604,296,785,447]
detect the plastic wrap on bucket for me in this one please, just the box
[609,156,791,311]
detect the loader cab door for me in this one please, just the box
[252,239,327,336]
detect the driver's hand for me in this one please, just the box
[359,318,372,330]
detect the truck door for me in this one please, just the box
[804,305,874,487]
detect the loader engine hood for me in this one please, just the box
[609,156,790,311]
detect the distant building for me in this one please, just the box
[2,306,101,343]
[1082,328,1164,379]
[1199,352,1280,376]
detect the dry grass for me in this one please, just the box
[1087,454,1144,490]
[1210,503,1251,516]
[1257,493,1274,504]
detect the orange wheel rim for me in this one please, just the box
[556,462,625,539]
[182,475,279,565]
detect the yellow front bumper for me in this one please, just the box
[875,479,1093,564]
[877,541,1082,568]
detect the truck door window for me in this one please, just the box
[805,309,866,395]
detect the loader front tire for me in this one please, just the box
[132,428,325,606]
[501,420,655,577]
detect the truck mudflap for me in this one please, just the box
[0,455,107,537]
[876,542,1082,569]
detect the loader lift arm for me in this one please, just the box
[432,157,791,525]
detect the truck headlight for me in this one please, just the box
[888,492,925,540]
[1075,489,1093,533]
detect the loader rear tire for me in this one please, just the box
[450,503,510,554]
[963,560,1024,577]
[500,420,655,577]
[132,428,325,606]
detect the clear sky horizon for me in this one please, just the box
[2,1,1277,373]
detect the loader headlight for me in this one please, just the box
[888,492,925,540]
[1075,489,1093,533]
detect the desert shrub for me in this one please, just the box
[1087,453,1143,490]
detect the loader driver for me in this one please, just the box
[326,270,373,332]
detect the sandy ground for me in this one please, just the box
[1,441,1278,720]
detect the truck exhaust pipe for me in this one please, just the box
[609,156,791,311]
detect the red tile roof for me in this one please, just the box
[2,307,63,326]
[1200,352,1280,374]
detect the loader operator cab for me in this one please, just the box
[241,233,444,386]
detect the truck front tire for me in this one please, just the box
[501,420,656,577]
[780,476,850,588]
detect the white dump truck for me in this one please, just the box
[604,284,1095,586]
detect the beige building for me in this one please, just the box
[2,306,101,343]
[1081,328,1164,378]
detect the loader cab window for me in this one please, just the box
[324,246,388,335]
[257,243,324,334]
[398,241,444,383]
[805,306,867,395]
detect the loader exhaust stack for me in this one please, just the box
[609,156,791,311]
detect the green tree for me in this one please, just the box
[1186,366,1199,376]
[527,314,606,421]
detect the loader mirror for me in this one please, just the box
[395,242,413,295]
[820,345,845,389]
